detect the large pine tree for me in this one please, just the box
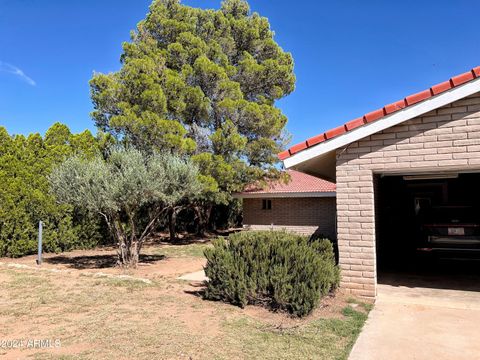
[90,0,295,225]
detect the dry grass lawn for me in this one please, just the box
[0,241,370,359]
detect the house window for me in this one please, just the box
[262,199,272,210]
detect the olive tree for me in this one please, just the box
[49,148,200,267]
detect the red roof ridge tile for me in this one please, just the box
[278,66,480,161]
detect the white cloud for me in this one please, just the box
[0,61,36,86]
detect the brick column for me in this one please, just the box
[336,167,376,300]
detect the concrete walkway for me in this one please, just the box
[349,278,480,360]
[178,270,207,282]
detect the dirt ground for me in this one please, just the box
[0,243,206,279]
[0,239,368,360]
[0,234,213,278]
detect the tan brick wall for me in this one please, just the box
[242,197,336,238]
[336,93,480,300]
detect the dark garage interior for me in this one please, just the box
[375,172,480,290]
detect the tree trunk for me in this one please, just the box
[119,240,140,268]
[129,240,139,267]
[194,204,214,236]
[205,204,213,233]
[112,218,140,268]
[103,209,165,269]
[193,205,205,236]
[168,207,176,242]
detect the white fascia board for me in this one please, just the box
[284,77,480,169]
[233,191,336,199]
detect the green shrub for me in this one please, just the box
[0,124,109,258]
[204,231,340,317]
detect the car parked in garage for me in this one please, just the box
[417,206,480,256]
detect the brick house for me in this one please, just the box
[279,66,480,300]
[235,170,336,239]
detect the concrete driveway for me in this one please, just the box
[349,273,480,360]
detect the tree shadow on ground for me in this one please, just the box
[184,282,206,298]
[44,254,166,270]
[147,228,242,246]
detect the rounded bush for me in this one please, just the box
[204,231,340,317]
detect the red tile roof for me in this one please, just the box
[238,170,336,195]
[278,66,480,161]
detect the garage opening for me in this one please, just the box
[375,172,480,291]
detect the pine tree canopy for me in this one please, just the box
[90,0,296,202]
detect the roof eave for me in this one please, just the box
[284,77,480,178]
[233,191,336,199]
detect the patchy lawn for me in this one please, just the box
[0,241,369,359]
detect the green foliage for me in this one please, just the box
[204,231,340,317]
[50,147,201,266]
[90,0,295,210]
[0,124,109,258]
[51,147,201,215]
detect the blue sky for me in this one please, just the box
[1,0,480,145]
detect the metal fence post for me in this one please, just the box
[37,221,43,265]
